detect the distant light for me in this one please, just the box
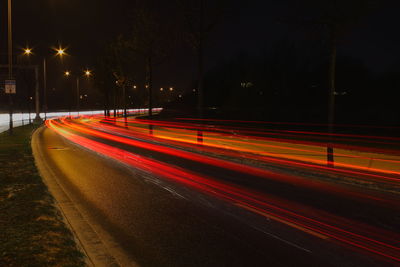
[84,70,92,77]
[29,96,33,100]
[334,91,347,96]
[179,94,182,98]
[193,89,196,92]
[160,88,164,91]
[241,82,254,88]
[23,48,32,55]
[56,47,66,57]
[145,85,149,89]
[64,71,71,76]
[169,87,173,91]
[133,85,137,89]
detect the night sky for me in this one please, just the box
[0,0,399,91]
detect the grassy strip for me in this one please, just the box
[0,125,85,266]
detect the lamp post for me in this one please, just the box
[22,48,41,122]
[64,71,72,116]
[64,69,92,116]
[23,46,66,120]
[8,0,13,134]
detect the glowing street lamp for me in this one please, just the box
[64,69,94,115]
[23,48,32,56]
[23,45,67,120]
[56,47,66,57]
[7,0,13,134]
[63,71,73,115]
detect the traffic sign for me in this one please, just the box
[5,80,16,94]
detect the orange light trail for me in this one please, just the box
[62,118,400,194]
[46,117,400,264]
[93,117,400,180]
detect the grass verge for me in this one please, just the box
[0,125,86,266]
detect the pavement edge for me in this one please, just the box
[31,126,121,267]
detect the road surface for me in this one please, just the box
[32,115,400,266]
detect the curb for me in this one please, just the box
[31,126,123,267]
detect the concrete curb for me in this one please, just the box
[31,126,122,267]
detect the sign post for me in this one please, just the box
[5,79,15,134]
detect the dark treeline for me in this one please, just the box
[196,45,398,126]
[94,0,229,118]
[1,0,398,128]
[93,0,398,127]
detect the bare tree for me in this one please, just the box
[178,0,227,143]
[94,44,122,117]
[124,2,176,118]
[178,0,228,118]
[110,35,131,118]
[286,0,376,166]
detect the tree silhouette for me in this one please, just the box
[286,0,377,166]
[177,0,228,118]
[124,1,176,118]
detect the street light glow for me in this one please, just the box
[64,71,71,76]
[23,48,32,55]
[56,47,66,57]
[84,70,92,77]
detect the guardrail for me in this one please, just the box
[0,108,162,133]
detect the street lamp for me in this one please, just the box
[7,0,13,134]
[56,48,66,57]
[20,47,42,122]
[23,46,67,120]
[64,70,93,116]
[24,48,32,56]
[63,71,72,115]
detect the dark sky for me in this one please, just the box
[1,0,400,86]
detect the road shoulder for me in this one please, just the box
[32,126,128,267]
[0,124,85,266]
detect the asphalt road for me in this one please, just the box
[32,117,400,266]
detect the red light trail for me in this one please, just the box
[45,116,400,264]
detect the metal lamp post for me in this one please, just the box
[23,47,66,121]
[7,0,14,134]
[64,70,92,116]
